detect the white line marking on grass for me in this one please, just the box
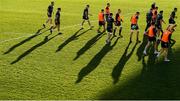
[0,10,147,44]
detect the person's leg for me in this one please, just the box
[102,25,106,32]
[164,48,170,61]
[143,41,151,55]
[97,25,101,33]
[136,30,141,43]
[87,20,92,28]
[154,41,158,53]
[119,26,123,37]
[57,24,60,32]
[81,20,85,28]
[113,27,117,37]
[50,18,53,27]
[130,30,133,42]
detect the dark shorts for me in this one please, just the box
[99,21,105,26]
[107,27,113,33]
[115,21,121,26]
[55,20,60,25]
[83,16,89,20]
[148,36,156,42]
[47,13,52,17]
[161,41,169,48]
[131,24,139,30]
[169,18,176,24]
[156,24,162,29]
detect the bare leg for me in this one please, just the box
[130,30,133,42]
[81,20,85,28]
[119,27,123,37]
[136,30,140,43]
[144,41,151,55]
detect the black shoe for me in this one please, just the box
[58,32,62,35]
[137,40,141,43]
[119,35,123,38]
[43,24,46,28]
[50,29,53,34]
[129,40,132,43]
[113,35,117,37]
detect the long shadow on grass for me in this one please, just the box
[3,27,49,54]
[112,42,138,84]
[99,47,180,99]
[136,34,148,61]
[56,28,90,52]
[73,33,105,60]
[11,33,61,64]
[76,37,120,83]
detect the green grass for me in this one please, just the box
[0,0,180,99]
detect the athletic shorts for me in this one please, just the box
[161,41,169,48]
[99,21,105,26]
[47,13,52,17]
[169,18,176,24]
[115,21,121,26]
[148,36,156,42]
[83,16,89,20]
[55,20,60,25]
[131,24,139,30]
[107,27,113,33]
[156,24,162,29]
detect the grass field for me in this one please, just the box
[0,0,180,100]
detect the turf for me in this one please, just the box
[0,0,180,100]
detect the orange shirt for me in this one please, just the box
[98,12,104,21]
[148,25,155,37]
[161,30,172,42]
[131,15,138,24]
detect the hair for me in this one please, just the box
[160,10,163,13]
[155,7,158,9]
[107,3,110,5]
[101,9,104,12]
[136,12,140,14]
[174,7,177,11]
[51,1,54,4]
[110,13,113,16]
[87,5,90,7]
[58,8,61,11]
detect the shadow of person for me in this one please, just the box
[3,27,49,54]
[112,42,138,84]
[73,33,105,60]
[76,37,120,83]
[141,46,157,74]
[136,34,148,61]
[56,28,90,52]
[11,33,61,64]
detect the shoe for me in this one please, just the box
[156,52,160,58]
[137,40,141,43]
[113,35,117,37]
[106,40,110,44]
[164,59,170,62]
[50,29,53,34]
[43,24,46,28]
[143,51,147,55]
[119,35,123,38]
[129,40,132,43]
[154,51,159,55]
[90,26,94,30]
